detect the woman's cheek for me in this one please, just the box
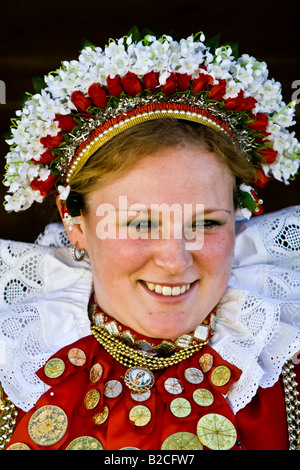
[195,231,235,271]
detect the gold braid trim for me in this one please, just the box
[282,360,300,450]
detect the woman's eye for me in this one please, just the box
[191,219,221,230]
[128,219,158,232]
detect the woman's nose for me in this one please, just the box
[153,237,193,275]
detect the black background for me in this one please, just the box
[0,0,299,241]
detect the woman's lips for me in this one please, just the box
[139,280,197,300]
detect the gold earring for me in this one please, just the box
[72,242,85,262]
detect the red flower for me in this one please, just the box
[30,173,59,197]
[121,72,143,96]
[258,148,278,164]
[191,73,213,94]
[247,113,268,131]
[207,79,227,101]
[107,75,123,98]
[40,132,65,149]
[161,72,178,96]
[71,91,92,112]
[32,150,57,165]
[88,83,109,108]
[223,90,257,112]
[177,73,191,91]
[55,114,78,132]
[250,191,264,215]
[252,168,270,188]
[143,72,159,93]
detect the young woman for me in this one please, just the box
[0,30,299,450]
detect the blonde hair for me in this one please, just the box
[68,119,254,212]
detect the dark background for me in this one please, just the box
[0,0,299,242]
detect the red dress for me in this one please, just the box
[3,334,299,451]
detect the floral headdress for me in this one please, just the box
[3,28,300,218]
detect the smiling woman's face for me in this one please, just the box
[69,144,236,339]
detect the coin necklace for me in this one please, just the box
[90,302,216,395]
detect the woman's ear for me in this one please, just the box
[56,196,87,249]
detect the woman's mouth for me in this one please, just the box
[142,281,193,296]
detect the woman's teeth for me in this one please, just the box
[145,282,191,296]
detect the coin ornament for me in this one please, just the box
[211,365,231,387]
[120,447,141,450]
[193,388,214,407]
[104,380,123,398]
[161,432,203,450]
[28,405,68,447]
[131,390,151,402]
[184,367,204,384]
[66,436,103,450]
[199,353,214,373]
[93,405,109,425]
[89,363,103,383]
[44,358,65,379]
[170,398,192,418]
[164,378,184,394]
[84,389,100,410]
[124,367,155,393]
[6,442,31,450]
[129,405,151,427]
[197,413,237,450]
[68,348,86,367]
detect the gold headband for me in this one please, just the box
[65,102,236,184]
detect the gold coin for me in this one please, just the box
[93,405,109,425]
[104,380,123,398]
[89,363,103,383]
[68,348,86,367]
[199,353,214,373]
[129,405,151,426]
[66,436,103,450]
[44,358,65,378]
[161,432,203,450]
[197,413,237,450]
[164,378,183,394]
[84,389,100,410]
[6,442,31,450]
[28,405,68,446]
[211,365,231,387]
[193,388,214,407]
[170,398,191,418]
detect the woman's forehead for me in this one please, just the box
[87,145,234,208]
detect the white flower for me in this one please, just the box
[58,185,71,200]
[235,207,252,220]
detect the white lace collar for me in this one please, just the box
[0,207,299,413]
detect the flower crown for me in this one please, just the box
[3,28,300,218]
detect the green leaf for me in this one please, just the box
[205,33,221,53]
[32,76,47,94]
[238,191,258,212]
[81,38,96,50]
[226,40,239,60]
[127,25,141,43]
[19,92,32,107]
